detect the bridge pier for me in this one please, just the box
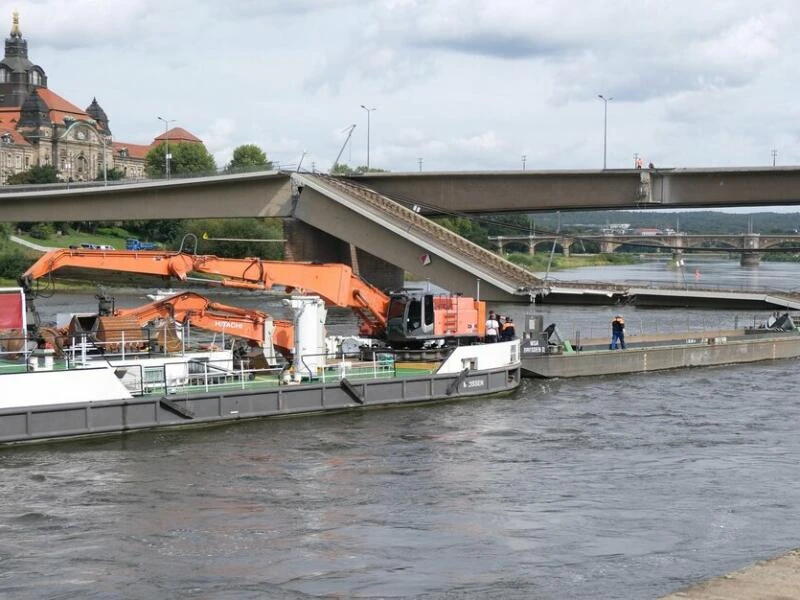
[284,220,403,291]
[741,233,761,267]
[740,252,760,267]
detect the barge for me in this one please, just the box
[521,313,800,378]
[0,289,521,445]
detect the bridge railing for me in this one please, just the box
[314,175,541,291]
[0,165,286,194]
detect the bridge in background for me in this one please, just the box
[490,233,800,266]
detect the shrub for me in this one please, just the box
[96,226,130,238]
[0,249,34,279]
[29,222,55,240]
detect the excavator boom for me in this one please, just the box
[20,248,488,346]
[20,249,390,335]
[114,291,294,355]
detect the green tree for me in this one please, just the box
[122,219,187,248]
[433,216,490,248]
[330,162,355,175]
[184,218,284,259]
[145,142,216,178]
[329,163,388,175]
[227,144,272,172]
[94,167,126,181]
[6,164,59,185]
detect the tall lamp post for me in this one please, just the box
[157,116,175,179]
[597,94,613,169]
[360,104,375,170]
[100,133,111,185]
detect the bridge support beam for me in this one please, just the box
[283,220,403,291]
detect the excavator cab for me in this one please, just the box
[385,291,436,346]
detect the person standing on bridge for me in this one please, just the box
[610,315,626,350]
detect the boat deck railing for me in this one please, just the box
[0,327,448,395]
[116,349,437,397]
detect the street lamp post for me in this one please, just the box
[100,134,111,185]
[360,104,375,170]
[597,94,613,169]
[157,116,175,179]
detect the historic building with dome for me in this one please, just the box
[0,12,202,184]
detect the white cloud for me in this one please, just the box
[7,0,800,171]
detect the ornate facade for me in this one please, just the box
[0,13,201,184]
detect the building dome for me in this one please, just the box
[17,87,50,127]
[86,97,111,134]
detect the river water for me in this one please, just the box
[2,259,800,599]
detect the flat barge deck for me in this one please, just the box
[521,327,800,378]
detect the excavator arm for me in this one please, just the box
[114,291,294,355]
[20,249,390,336]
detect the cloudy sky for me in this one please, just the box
[15,0,800,173]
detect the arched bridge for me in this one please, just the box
[490,233,800,266]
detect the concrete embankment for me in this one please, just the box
[659,549,800,599]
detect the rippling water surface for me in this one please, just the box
[3,262,800,599]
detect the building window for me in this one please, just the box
[29,70,41,85]
[15,154,21,168]
[0,69,7,83]
[24,155,29,168]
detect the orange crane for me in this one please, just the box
[19,249,486,347]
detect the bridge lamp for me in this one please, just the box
[597,94,613,170]
[360,105,375,170]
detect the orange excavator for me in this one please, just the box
[29,290,292,366]
[19,248,486,348]
[114,291,293,360]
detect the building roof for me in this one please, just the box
[111,141,150,160]
[0,107,19,127]
[0,126,29,145]
[36,87,89,124]
[153,126,201,144]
